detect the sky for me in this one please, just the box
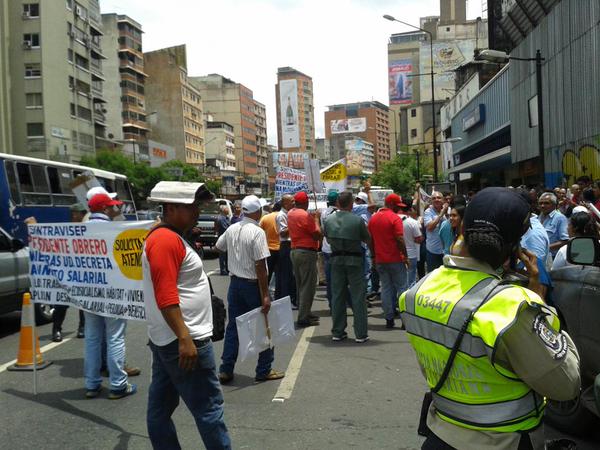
[102,0,483,145]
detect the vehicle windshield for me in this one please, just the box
[199,202,221,215]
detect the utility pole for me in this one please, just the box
[535,49,545,185]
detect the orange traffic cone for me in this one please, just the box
[8,293,52,371]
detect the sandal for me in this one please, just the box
[255,369,285,382]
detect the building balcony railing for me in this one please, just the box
[119,60,147,77]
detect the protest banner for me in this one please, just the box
[320,158,347,193]
[305,159,324,194]
[275,166,308,199]
[28,220,156,321]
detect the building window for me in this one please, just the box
[411,108,417,117]
[23,33,40,48]
[26,123,44,137]
[25,93,43,109]
[410,129,417,138]
[23,4,40,18]
[66,0,73,10]
[25,63,41,78]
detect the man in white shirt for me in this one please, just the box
[217,195,285,384]
[400,202,423,288]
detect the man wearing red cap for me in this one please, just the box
[287,191,322,327]
[83,191,137,399]
[368,194,408,329]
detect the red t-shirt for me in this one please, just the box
[287,207,320,250]
[368,208,405,263]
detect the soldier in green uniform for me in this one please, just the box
[324,191,372,343]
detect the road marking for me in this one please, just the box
[0,337,72,374]
[272,325,315,403]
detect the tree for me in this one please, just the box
[370,147,434,198]
[160,159,204,182]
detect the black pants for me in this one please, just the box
[275,242,296,304]
[53,305,84,332]
[422,432,533,450]
[267,250,280,284]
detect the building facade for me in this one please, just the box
[324,101,390,171]
[253,100,269,190]
[205,120,237,197]
[101,13,149,161]
[144,45,205,167]
[315,138,331,167]
[4,0,106,163]
[275,67,316,158]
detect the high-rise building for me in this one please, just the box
[144,45,205,167]
[275,67,315,158]
[205,120,237,197]
[253,100,270,191]
[192,74,266,193]
[101,14,149,162]
[324,101,390,170]
[315,138,331,166]
[3,0,107,162]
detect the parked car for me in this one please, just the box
[0,226,53,323]
[194,199,233,248]
[546,237,600,435]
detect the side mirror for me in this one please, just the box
[11,238,25,251]
[566,237,599,265]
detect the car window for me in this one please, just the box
[0,229,12,252]
[16,162,51,205]
[4,161,21,204]
[199,202,221,214]
[47,166,77,205]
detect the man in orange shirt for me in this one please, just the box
[287,191,322,327]
[259,202,281,283]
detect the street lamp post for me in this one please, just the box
[384,14,439,182]
[399,138,461,183]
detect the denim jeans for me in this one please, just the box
[275,241,296,304]
[83,312,127,390]
[218,252,228,275]
[220,277,274,378]
[407,258,418,288]
[426,251,444,272]
[376,263,408,320]
[148,339,231,450]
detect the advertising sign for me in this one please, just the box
[28,221,156,320]
[275,166,308,199]
[320,159,347,193]
[279,79,300,148]
[148,140,176,167]
[272,152,308,170]
[388,59,413,105]
[330,118,367,134]
[420,40,476,102]
[344,139,365,176]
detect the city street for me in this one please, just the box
[0,252,597,449]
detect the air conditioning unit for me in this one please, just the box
[76,6,83,16]
[22,11,30,19]
[22,40,32,49]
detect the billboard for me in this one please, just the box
[330,118,367,134]
[344,139,366,176]
[272,152,308,170]
[388,59,413,105]
[420,40,476,102]
[279,79,300,148]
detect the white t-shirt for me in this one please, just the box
[400,214,422,261]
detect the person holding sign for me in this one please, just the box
[142,182,231,450]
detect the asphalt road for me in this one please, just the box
[0,251,598,449]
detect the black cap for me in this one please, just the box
[463,187,530,246]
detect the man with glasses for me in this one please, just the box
[423,192,448,271]
[538,192,569,258]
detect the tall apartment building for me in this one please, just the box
[101,13,149,161]
[205,120,237,197]
[144,45,205,167]
[324,101,391,170]
[191,74,262,190]
[4,0,107,162]
[315,138,331,166]
[253,100,269,189]
[275,67,316,158]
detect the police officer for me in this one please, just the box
[399,187,581,450]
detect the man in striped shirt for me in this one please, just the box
[217,195,285,384]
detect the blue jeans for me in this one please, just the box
[218,252,228,275]
[83,312,127,390]
[220,277,274,378]
[407,258,418,288]
[275,241,296,304]
[377,263,408,320]
[426,250,444,272]
[148,339,231,450]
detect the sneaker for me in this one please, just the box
[355,336,370,344]
[255,369,285,382]
[108,383,137,400]
[332,333,348,342]
[386,319,395,329]
[218,372,234,384]
[85,386,102,399]
[125,366,141,377]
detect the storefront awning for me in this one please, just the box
[448,146,511,174]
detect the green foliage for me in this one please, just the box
[370,147,434,197]
[160,159,204,182]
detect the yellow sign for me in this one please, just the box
[320,162,347,182]
[112,229,150,280]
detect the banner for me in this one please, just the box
[388,59,413,105]
[28,221,155,320]
[344,139,366,176]
[279,79,300,148]
[272,152,308,170]
[320,159,347,193]
[305,159,324,194]
[330,118,367,134]
[275,166,308,199]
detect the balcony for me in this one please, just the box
[119,60,147,77]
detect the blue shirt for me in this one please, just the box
[539,210,569,255]
[520,215,550,263]
[352,204,371,224]
[423,206,444,255]
[439,220,454,255]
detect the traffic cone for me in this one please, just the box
[8,293,52,371]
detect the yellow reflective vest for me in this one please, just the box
[399,266,555,433]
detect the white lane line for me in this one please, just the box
[272,325,316,403]
[0,337,73,374]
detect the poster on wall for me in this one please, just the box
[330,118,367,134]
[272,152,308,170]
[388,59,413,105]
[420,40,476,102]
[344,139,365,176]
[279,79,300,148]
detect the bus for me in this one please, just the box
[0,153,137,243]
